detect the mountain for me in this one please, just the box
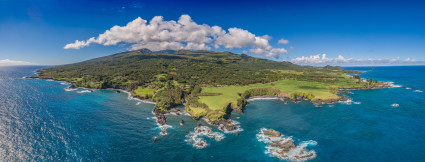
[38,49,323,88]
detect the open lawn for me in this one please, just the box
[188,75,371,120]
[132,87,155,98]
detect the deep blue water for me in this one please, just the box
[0,66,424,161]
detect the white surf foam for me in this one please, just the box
[218,119,243,133]
[77,90,92,93]
[155,124,173,136]
[383,82,402,88]
[60,82,70,85]
[185,126,225,149]
[256,128,317,161]
[123,90,156,104]
[65,87,77,91]
[247,97,281,101]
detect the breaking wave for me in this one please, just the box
[383,82,402,88]
[185,126,225,149]
[77,90,92,93]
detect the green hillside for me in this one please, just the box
[37,49,381,121]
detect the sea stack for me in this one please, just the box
[180,120,184,126]
[152,136,158,143]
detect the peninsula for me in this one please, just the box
[34,49,386,130]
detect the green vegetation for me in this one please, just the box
[132,87,155,98]
[37,49,383,121]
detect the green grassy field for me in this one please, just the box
[188,75,372,120]
[132,87,155,98]
[198,80,334,110]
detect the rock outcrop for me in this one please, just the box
[262,129,282,137]
[258,128,317,161]
[152,108,167,126]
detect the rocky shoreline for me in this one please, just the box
[31,75,391,138]
[235,84,391,112]
[152,108,167,126]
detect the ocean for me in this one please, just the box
[0,65,424,161]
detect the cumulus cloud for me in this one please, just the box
[278,38,289,44]
[64,15,287,58]
[290,54,421,65]
[0,59,34,66]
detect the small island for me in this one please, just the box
[33,49,387,132]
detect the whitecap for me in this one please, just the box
[414,90,423,93]
[406,87,412,90]
[136,102,141,105]
[353,102,361,104]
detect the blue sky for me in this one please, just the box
[0,0,424,66]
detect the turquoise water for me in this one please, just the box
[0,66,424,161]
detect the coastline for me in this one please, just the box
[30,73,392,133]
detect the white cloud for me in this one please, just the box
[278,38,289,44]
[290,54,421,65]
[0,59,34,66]
[404,57,416,63]
[64,15,287,58]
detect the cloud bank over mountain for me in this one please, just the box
[64,15,288,58]
[290,54,420,66]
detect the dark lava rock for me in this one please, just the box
[262,129,282,137]
[152,108,167,125]
[221,123,238,132]
[270,140,296,153]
